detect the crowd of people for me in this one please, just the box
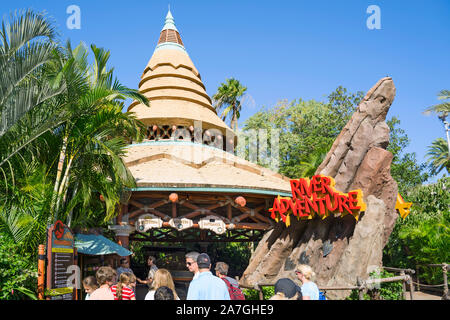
[83,252,322,300]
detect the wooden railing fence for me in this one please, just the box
[238,264,449,300]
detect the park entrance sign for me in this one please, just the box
[269,175,366,227]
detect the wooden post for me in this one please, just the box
[172,202,177,218]
[73,247,78,300]
[408,275,414,300]
[400,271,407,300]
[37,244,46,300]
[356,277,364,300]
[443,263,448,300]
[258,285,264,300]
[416,264,420,291]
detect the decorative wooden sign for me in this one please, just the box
[269,175,367,227]
[45,220,75,300]
[198,215,227,234]
[136,214,163,232]
[169,218,194,231]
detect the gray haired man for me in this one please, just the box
[185,251,200,280]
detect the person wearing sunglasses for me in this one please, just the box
[185,251,200,281]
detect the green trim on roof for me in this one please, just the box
[127,186,291,197]
[154,42,186,53]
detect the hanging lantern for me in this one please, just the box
[169,193,178,203]
[172,125,177,132]
[99,194,105,202]
[152,125,158,132]
[205,130,211,137]
[189,125,194,132]
[235,196,246,207]
[217,135,223,141]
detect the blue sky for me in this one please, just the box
[2,0,450,177]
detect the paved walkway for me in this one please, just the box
[406,291,442,300]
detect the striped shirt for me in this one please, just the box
[110,285,135,300]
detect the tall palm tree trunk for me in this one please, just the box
[49,133,68,224]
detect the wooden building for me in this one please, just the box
[109,10,291,249]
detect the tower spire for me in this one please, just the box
[156,8,185,52]
[162,6,177,32]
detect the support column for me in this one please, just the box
[108,224,135,249]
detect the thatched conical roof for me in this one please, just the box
[128,10,232,133]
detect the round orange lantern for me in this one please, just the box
[235,196,246,207]
[99,194,105,202]
[152,125,158,132]
[169,193,178,203]
[189,125,194,132]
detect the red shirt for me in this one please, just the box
[110,285,135,300]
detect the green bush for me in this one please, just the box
[0,234,38,300]
[383,177,450,284]
[243,286,274,300]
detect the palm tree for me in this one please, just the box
[423,89,450,152]
[47,42,149,224]
[426,138,450,175]
[299,148,328,178]
[0,10,65,181]
[424,90,450,116]
[0,10,149,248]
[212,78,247,132]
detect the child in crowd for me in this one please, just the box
[82,276,98,300]
[111,272,136,300]
[89,266,115,300]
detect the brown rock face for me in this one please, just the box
[239,77,398,299]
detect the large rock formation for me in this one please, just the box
[239,77,399,299]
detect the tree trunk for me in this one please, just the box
[49,133,69,224]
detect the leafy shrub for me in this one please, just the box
[383,177,450,284]
[243,286,275,300]
[0,234,38,300]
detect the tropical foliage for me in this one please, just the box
[0,10,149,296]
[383,177,450,284]
[426,138,449,175]
[241,86,363,178]
[423,89,450,176]
[0,234,38,300]
[387,117,429,195]
[213,78,247,132]
[423,89,450,117]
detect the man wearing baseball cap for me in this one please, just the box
[186,253,230,300]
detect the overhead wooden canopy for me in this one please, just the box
[122,190,276,243]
